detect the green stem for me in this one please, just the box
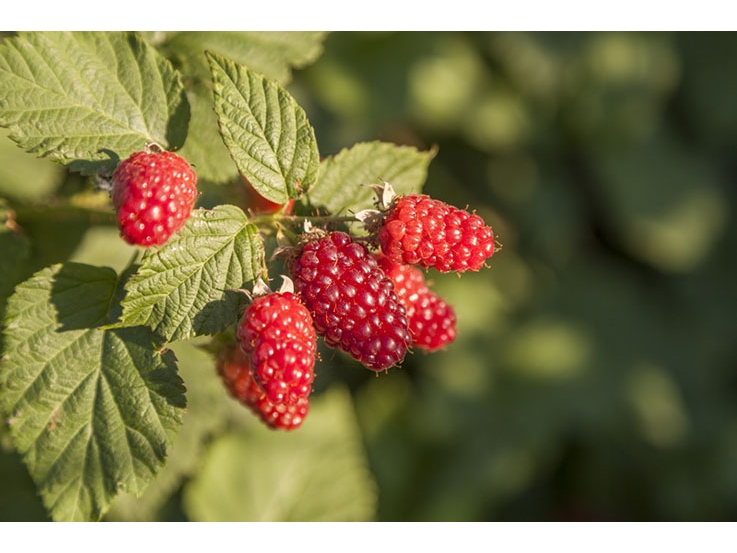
[13,202,116,225]
[249,213,361,226]
[275,222,300,244]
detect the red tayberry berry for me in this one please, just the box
[378,194,495,273]
[237,291,317,406]
[217,344,309,431]
[111,146,198,246]
[217,344,263,406]
[243,177,295,215]
[290,231,412,371]
[375,255,457,352]
[256,394,310,430]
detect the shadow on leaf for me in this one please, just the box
[192,288,249,337]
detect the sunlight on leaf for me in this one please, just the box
[0,32,189,175]
[310,141,436,214]
[207,52,320,203]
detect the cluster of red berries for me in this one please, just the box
[110,149,496,431]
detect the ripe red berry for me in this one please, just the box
[375,255,457,352]
[217,344,309,431]
[111,146,198,246]
[242,177,295,215]
[290,231,412,371]
[237,291,317,406]
[378,194,495,273]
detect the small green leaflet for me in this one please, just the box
[0,263,186,521]
[117,205,265,343]
[309,141,437,214]
[207,51,320,204]
[0,32,189,175]
[182,386,377,521]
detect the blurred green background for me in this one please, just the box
[3,31,737,521]
[296,32,737,521]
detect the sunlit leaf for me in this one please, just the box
[207,52,320,203]
[0,32,189,175]
[309,141,436,214]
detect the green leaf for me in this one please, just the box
[174,85,240,185]
[182,386,377,521]
[0,32,189,175]
[106,340,232,521]
[117,205,265,343]
[206,51,320,203]
[158,32,327,184]
[309,141,437,214]
[0,262,186,521]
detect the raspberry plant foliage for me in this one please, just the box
[0,32,495,522]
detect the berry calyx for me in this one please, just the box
[377,194,495,273]
[237,290,317,406]
[111,144,198,247]
[289,231,412,372]
[217,344,309,431]
[375,254,457,352]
